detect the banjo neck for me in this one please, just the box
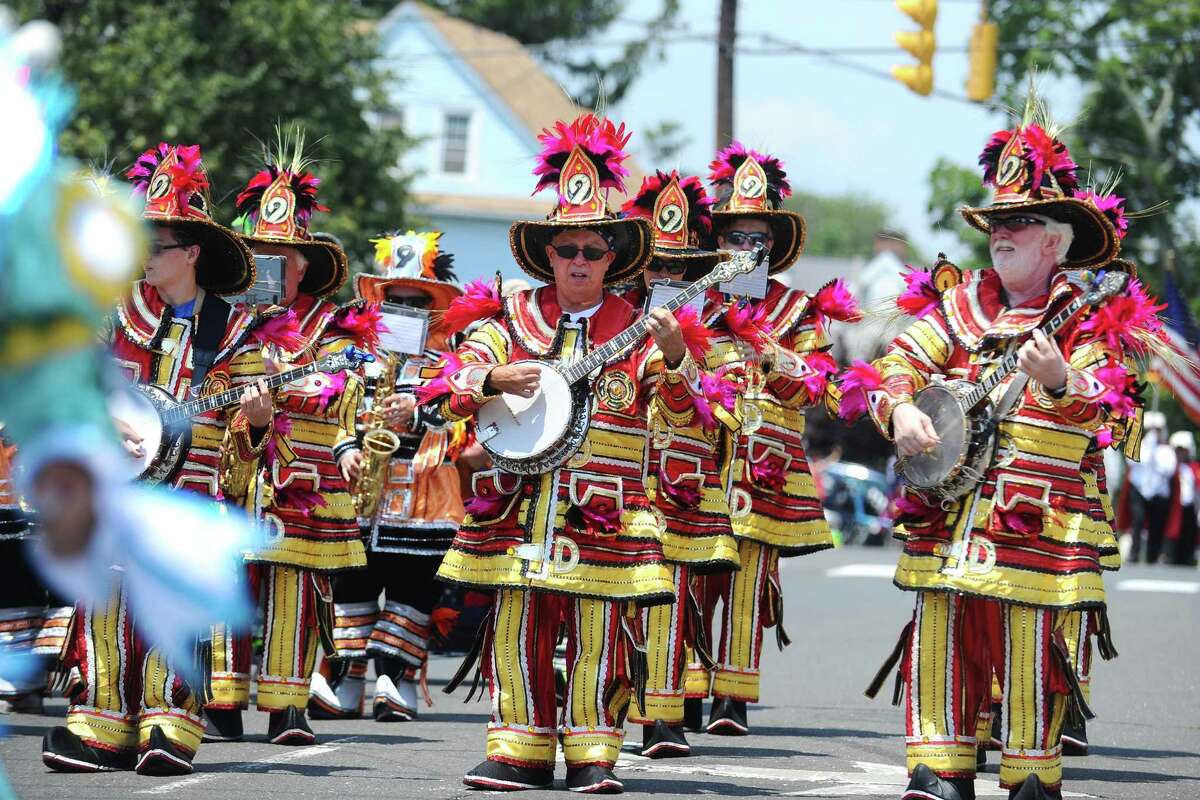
[963,293,1088,411]
[560,273,718,385]
[160,359,328,428]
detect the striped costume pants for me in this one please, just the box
[485,589,636,769]
[904,591,1077,790]
[629,564,690,725]
[208,564,323,712]
[685,539,778,702]
[64,588,204,759]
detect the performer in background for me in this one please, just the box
[202,132,373,747]
[617,171,740,757]
[309,230,468,722]
[422,113,705,794]
[843,93,1163,800]
[686,144,860,736]
[43,143,273,776]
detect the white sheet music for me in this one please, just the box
[646,280,706,316]
[719,261,769,298]
[379,304,429,355]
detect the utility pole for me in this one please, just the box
[716,0,737,148]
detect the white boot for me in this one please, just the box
[373,674,418,721]
[308,664,365,719]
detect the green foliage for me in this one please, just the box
[926,157,991,265]
[20,0,411,285]
[784,192,896,259]
[987,0,1200,294]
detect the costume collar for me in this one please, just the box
[941,268,1077,352]
[117,280,253,356]
[504,286,636,356]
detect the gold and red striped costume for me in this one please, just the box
[861,267,1131,791]
[432,286,701,769]
[209,293,368,714]
[689,279,838,704]
[63,281,269,760]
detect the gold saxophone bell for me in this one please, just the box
[352,355,403,520]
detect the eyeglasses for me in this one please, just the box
[723,231,771,247]
[990,216,1047,233]
[386,295,432,309]
[552,244,610,262]
[150,242,190,257]
[653,262,688,276]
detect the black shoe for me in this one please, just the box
[1061,720,1088,756]
[1008,774,1062,800]
[976,746,987,771]
[202,708,244,742]
[135,726,194,776]
[901,763,975,800]
[706,697,748,736]
[641,720,690,758]
[989,702,1003,750]
[41,726,134,772]
[267,706,316,746]
[566,764,623,793]
[462,759,554,791]
[682,698,703,732]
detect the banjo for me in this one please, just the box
[476,246,766,475]
[897,269,1128,504]
[110,346,373,484]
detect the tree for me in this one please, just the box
[986,0,1200,294]
[356,0,681,108]
[925,157,991,266]
[19,0,412,283]
[785,192,896,259]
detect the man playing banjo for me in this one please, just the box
[841,94,1162,800]
[421,113,707,794]
[43,144,275,776]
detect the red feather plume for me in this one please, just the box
[837,360,883,421]
[674,306,714,361]
[441,278,503,333]
[415,353,464,407]
[724,299,773,353]
[252,308,305,352]
[810,279,862,329]
[533,114,632,202]
[897,265,940,319]
[336,302,387,351]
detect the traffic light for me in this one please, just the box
[966,19,999,102]
[892,0,938,96]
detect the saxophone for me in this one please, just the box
[352,354,402,520]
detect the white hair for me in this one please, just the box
[1029,214,1074,264]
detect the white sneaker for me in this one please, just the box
[308,671,365,720]
[373,674,418,721]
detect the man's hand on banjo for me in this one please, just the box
[487,363,542,399]
[893,402,941,457]
[1016,329,1067,392]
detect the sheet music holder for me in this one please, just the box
[379,303,429,356]
[226,254,286,307]
[719,259,769,299]
[645,279,706,316]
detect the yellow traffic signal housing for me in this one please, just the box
[966,20,999,102]
[893,0,938,97]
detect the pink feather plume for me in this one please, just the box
[897,265,940,319]
[442,278,503,333]
[837,360,883,421]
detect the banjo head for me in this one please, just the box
[899,384,970,489]
[107,384,173,481]
[477,362,575,464]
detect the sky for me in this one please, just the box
[576,0,1012,261]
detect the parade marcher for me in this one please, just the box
[42,143,276,776]
[1166,430,1199,566]
[309,230,468,722]
[422,113,705,793]
[1125,411,1173,563]
[685,143,860,735]
[202,135,372,746]
[843,95,1166,800]
[618,171,741,757]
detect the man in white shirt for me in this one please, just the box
[1126,413,1176,563]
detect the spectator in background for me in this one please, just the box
[1126,412,1175,563]
[1167,431,1200,567]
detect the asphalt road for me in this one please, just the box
[2,546,1197,799]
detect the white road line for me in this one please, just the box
[825,563,896,578]
[1117,578,1200,594]
[135,736,360,795]
[618,760,1092,797]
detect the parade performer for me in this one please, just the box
[845,95,1165,800]
[309,230,468,722]
[202,133,373,746]
[617,171,740,757]
[685,144,859,736]
[423,113,702,793]
[42,143,275,776]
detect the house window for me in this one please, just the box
[442,112,470,174]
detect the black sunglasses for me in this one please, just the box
[552,244,610,262]
[386,295,432,309]
[652,262,688,276]
[150,242,190,257]
[723,231,771,247]
[990,216,1047,233]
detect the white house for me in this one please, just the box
[375,2,645,285]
